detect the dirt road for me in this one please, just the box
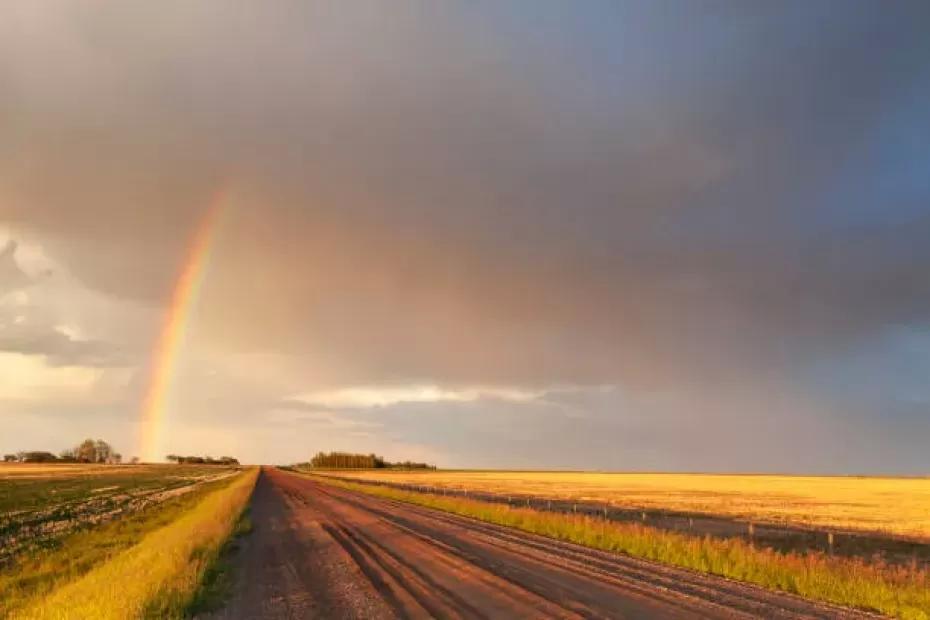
[211,468,876,619]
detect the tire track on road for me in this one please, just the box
[213,468,884,620]
[307,475,881,620]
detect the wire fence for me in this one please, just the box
[314,473,930,570]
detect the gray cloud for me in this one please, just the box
[0,241,30,296]
[1,1,928,469]
[0,239,132,367]
[0,319,129,367]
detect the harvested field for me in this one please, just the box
[0,464,145,478]
[16,468,258,619]
[320,470,930,540]
[0,471,252,617]
[0,463,240,563]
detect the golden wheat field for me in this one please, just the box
[326,470,930,539]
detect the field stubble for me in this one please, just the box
[0,464,240,564]
[7,467,258,619]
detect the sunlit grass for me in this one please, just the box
[316,474,930,620]
[183,508,254,616]
[12,468,258,620]
[322,469,930,538]
[0,474,240,617]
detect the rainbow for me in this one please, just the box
[138,194,225,462]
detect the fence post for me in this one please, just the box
[827,531,834,555]
[642,511,647,523]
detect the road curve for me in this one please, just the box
[209,467,877,619]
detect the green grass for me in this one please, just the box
[0,474,244,618]
[313,473,930,620]
[183,508,253,616]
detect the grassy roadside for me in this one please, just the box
[0,474,243,617]
[311,473,930,620]
[12,468,258,620]
[183,507,254,616]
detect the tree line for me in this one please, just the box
[3,439,134,464]
[166,455,240,465]
[304,451,435,470]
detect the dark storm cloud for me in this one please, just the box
[2,1,929,469]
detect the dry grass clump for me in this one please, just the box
[13,468,258,620]
[319,475,930,620]
[325,470,930,538]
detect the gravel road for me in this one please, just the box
[209,468,879,619]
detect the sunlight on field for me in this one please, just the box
[327,471,930,539]
[316,474,930,620]
[0,463,242,564]
[0,463,211,480]
[0,463,142,478]
[0,473,245,617]
[13,468,258,619]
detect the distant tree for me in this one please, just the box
[391,460,436,470]
[68,438,117,463]
[166,454,179,463]
[111,453,122,464]
[76,439,97,463]
[21,451,59,463]
[308,451,422,469]
[94,440,112,463]
[71,438,115,463]
[130,456,140,464]
[3,454,17,462]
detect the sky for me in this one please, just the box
[1,1,929,472]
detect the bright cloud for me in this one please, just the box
[0,351,102,401]
[293,384,546,409]
[54,324,86,342]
